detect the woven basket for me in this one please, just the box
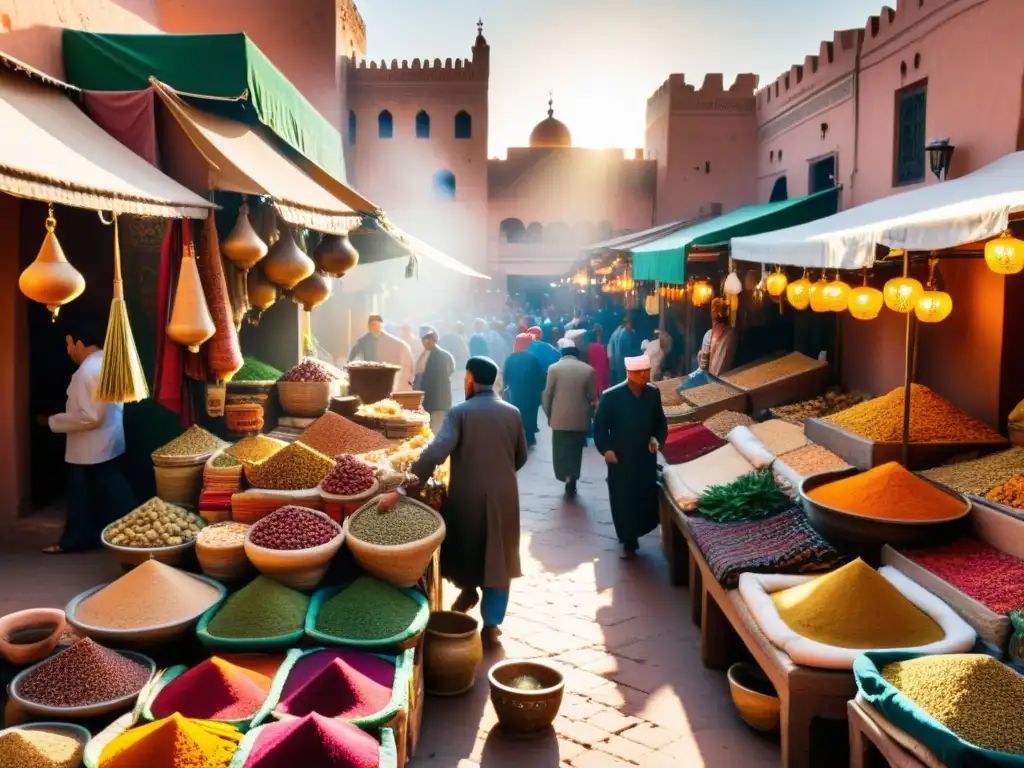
[244,509,344,590]
[151,450,218,469]
[344,496,446,588]
[204,449,244,489]
[277,381,333,418]
[154,464,204,507]
[391,391,425,411]
[196,523,251,582]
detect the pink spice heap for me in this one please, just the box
[274,648,395,720]
[248,713,379,767]
[901,538,1024,614]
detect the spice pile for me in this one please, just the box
[75,560,221,630]
[749,419,808,456]
[823,384,1003,443]
[103,498,201,548]
[298,411,390,457]
[153,426,224,459]
[321,455,377,496]
[246,442,335,491]
[0,727,84,768]
[315,576,421,641]
[249,507,339,550]
[245,713,381,768]
[698,470,791,522]
[807,462,967,522]
[197,522,249,550]
[703,411,755,438]
[655,378,685,407]
[17,638,151,708]
[279,359,336,383]
[985,474,1024,510]
[233,357,283,383]
[681,381,739,407]
[770,391,867,424]
[275,648,395,719]
[212,453,242,468]
[227,435,285,465]
[920,448,1024,496]
[663,403,697,419]
[880,654,1024,754]
[776,444,849,476]
[150,657,273,721]
[97,714,241,768]
[898,539,1024,614]
[723,352,823,390]
[771,559,944,649]
[206,576,309,640]
[349,499,440,546]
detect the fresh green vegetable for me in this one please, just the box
[206,576,309,639]
[315,576,420,640]
[698,469,791,522]
[232,356,283,383]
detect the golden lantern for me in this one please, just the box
[786,274,811,310]
[292,269,332,312]
[167,242,215,353]
[848,270,884,320]
[883,275,923,314]
[220,196,268,271]
[765,270,788,297]
[915,258,953,323]
[246,266,278,325]
[808,275,831,312]
[263,220,315,290]
[19,205,85,321]
[823,273,851,312]
[691,280,713,307]
[984,230,1024,275]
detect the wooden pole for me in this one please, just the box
[901,250,913,467]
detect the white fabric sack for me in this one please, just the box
[726,425,775,469]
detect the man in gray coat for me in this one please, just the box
[379,356,528,648]
[543,338,598,498]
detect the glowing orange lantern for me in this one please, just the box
[984,230,1024,275]
[765,270,788,298]
[823,274,851,312]
[915,290,953,322]
[786,275,811,310]
[883,276,923,314]
[808,276,831,312]
[691,281,713,307]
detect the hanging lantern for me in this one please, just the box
[691,280,713,307]
[18,204,85,321]
[292,269,332,312]
[314,233,360,277]
[823,273,851,312]
[786,274,811,310]
[883,275,923,313]
[984,230,1024,275]
[167,241,216,353]
[808,275,830,312]
[848,269,884,320]
[644,294,659,315]
[915,258,953,323]
[765,270,788,297]
[221,197,268,271]
[724,271,742,296]
[246,266,278,325]
[263,220,315,290]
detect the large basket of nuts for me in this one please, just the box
[244,506,344,590]
[101,498,206,568]
[343,495,446,588]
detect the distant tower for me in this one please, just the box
[529,93,572,148]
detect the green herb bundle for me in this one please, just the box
[698,469,791,522]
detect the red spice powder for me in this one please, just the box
[662,424,724,466]
[274,649,394,720]
[247,713,379,768]
[150,657,270,721]
[900,538,1024,614]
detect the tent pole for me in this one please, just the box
[901,250,913,467]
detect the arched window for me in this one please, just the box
[454,111,472,140]
[769,176,788,203]
[432,170,456,200]
[525,222,544,243]
[415,110,430,139]
[348,110,357,144]
[378,110,393,139]
[499,218,526,244]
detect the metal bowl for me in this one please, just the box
[799,467,971,550]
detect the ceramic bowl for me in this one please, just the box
[0,608,66,666]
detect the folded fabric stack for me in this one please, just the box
[662,423,724,465]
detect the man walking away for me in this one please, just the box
[503,333,545,447]
[43,324,135,553]
[607,314,641,387]
[414,326,456,434]
[543,338,597,498]
[379,356,528,647]
[593,354,667,559]
[439,322,469,370]
[349,313,415,390]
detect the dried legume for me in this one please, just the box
[655,378,685,407]
[722,352,822,390]
[349,498,440,546]
[247,442,335,490]
[920,447,1024,496]
[0,728,84,768]
[315,576,420,640]
[881,654,1024,754]
[682,382,739,407]
[17,638,151,708]
[234,356,283,383]
[777,444,849,476]
[298,411,390,457]
[212,453,242,468]
[153,426,224,458]
[226,435,285,464]
[663,403,697,419]
[321,455,376,496]
[280,359,335,383]
[703,411,755,438]
[206,576,309,639]
[249,506,339,550]
[104,498,200,547]
[197,522,249,549]
[770,391,867,424]
[899,538,1024,614]
[985,474,1024,510]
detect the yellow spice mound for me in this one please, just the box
[771,559,944,649]
[823,384,1001,443]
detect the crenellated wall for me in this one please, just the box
[349,55,488,83]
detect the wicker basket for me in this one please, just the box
[343,496,446,588]
[391,391,425,411]
[346,363,400,405]
[203,449,244,493]
[244,509,344,590]
[277,380,334,418]
[151,450,218,469]
[196,523,252,582]
[154,464,204,507]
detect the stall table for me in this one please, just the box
[848,699,938,768]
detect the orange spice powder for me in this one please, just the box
[807,462,967,521]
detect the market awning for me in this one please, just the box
[584,219,694,252]
[153,80,358,234]
[732,153,1024,269]
[0,69,213,218]
[62,30,345,180]
[386,223,491,280]
[631,187,841,284]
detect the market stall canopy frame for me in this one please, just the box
[732,151,1024,269]
[0,69,213,219]
[584,219,696,253]
[631,187,840,284]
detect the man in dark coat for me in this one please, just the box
[380,356,528,647]
[439,322,469,370]
[593,353,668,559]
[543,339,597,497]
[414,326,457,434]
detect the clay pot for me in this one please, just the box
[246,266,278,325]
[314,233,360,277]
[0,609,65,666]
[424,611,482,696]
[263,222,314,290]
[221,199,268,271]
[292,269,332,312]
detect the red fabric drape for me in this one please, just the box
[153,220,195,426]
[80,89,159,166]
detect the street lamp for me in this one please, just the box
[926,137,955,181]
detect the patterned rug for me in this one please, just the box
[686,506,847,588]
[662,422,724,465]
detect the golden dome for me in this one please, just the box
[529,98,571,148]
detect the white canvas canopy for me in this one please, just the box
[732,151,1024,269]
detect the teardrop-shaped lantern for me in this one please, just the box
[823,276,851,312]
[984,230,1024,275]
[167,242,216,353]
[314,233,360,277]
[724,271,742,296]
[765,270,788,297]
[883,276,923,314]
[808,276,830,312]
[644,294,659,316]
[915,290,953,323]
[263,221,314,290]
[292,270,332,312]
[246,266,278,326]
[221,197,268,271]
[19,206,86,321]
[786,276,811,310]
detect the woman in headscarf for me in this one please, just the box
[502,333,545,447]
[525,325,559,376]
[469,332,502,396]
[588,324,611,394]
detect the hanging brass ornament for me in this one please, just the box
[167,241,216,353]
[263,220,315,290]
[246,265,278,325]
[19,204,85,321]
[314,233,360,277]
[221,196,268,271]
[292,269,332,312]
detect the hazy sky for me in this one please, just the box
[357,0,885,157]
